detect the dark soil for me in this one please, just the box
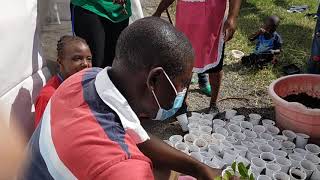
[283,93,320,109]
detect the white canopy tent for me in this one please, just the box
[0,0,144,139]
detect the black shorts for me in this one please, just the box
[203,44,225,73]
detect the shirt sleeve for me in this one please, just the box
[93,159,154,180]
[273,33,283,50]
[34,92,52,129]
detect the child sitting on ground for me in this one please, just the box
[241,15,283,68]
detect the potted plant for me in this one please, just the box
[214,162,255,180]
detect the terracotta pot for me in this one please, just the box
[269,74,320,143]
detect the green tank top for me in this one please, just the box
[71,0,131,23]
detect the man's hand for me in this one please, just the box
[113,0,125,5]
[223,18,237,42]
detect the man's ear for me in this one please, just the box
[146,67,164,91]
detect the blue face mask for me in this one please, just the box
[152,71,187,121]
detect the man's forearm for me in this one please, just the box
[228,0,241,20]
[153,0,175,17]
[138,134,220,178]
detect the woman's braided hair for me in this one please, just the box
[57,35,88,59]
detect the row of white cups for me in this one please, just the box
[164,110,320,180]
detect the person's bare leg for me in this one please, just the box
[208,70,223,114]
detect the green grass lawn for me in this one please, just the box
[225,0,318,90]
[184,0,319,112]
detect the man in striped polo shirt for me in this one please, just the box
[20,17,222,180]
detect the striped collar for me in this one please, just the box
[94,67,150,144]
[56,73,64,83]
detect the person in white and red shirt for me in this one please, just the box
[20,17,224,180]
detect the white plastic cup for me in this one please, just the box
[305,144,320,155]
[200,133,213,144]
[289,167,307,180]
[253,125,266,135]
[249,113,262,125]
[273,171,290,180]
[266,163,281,177]
[193,138,208,151]
[262,119,275,126]
[300,159,316,179]
[288,153,303,167]
[188,117,200,125]
[235,155,250,167]
[204,160,219,169]
[268,140,281,150]
[199,119,212,127]
[257,175,272,180]
[212,155,226,169]
[260,152,276,163]
[234,145,248,157]
[231,115,245,122]
[260,133,273,141]
[175,142,189,154]
[295,133,310,149]
[247,148,261,161]
[187,144,200,153]
[184,134,196,146]
[232,132,246,145]
[215,127,229,137]
[244,130,257,141]
[310,165,320,180]
[199,125,212,135]
[189,129,201,137]
[281,141,296,154]
[223,137,236,146]
[223,148,239,165]
[187,123,199,132]
[274,135,289,143]
[211,133,225,144]
[200,151,213,162]
[240,121,253,131]
[241,140,255,149]
[258,144,273,153]
[304,153,320,165]
[272,150,288,158]
[213,119,226,129]
[191,112,203,119]
[169,135,183,146]
[253,138,268,148]
[227,124,241,135]
[203,113,214,121]
[164,140,174,147]
[225,109,237,120]
[265,125,280,136]
[282,130,296,142]
[208,144,222,157]
[293,148,307,158]
[276,156,292,173]
[221,141,234,150]
[190,152,202,162]
[250,157,266,175]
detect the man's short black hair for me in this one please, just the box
[113,17,194,79]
